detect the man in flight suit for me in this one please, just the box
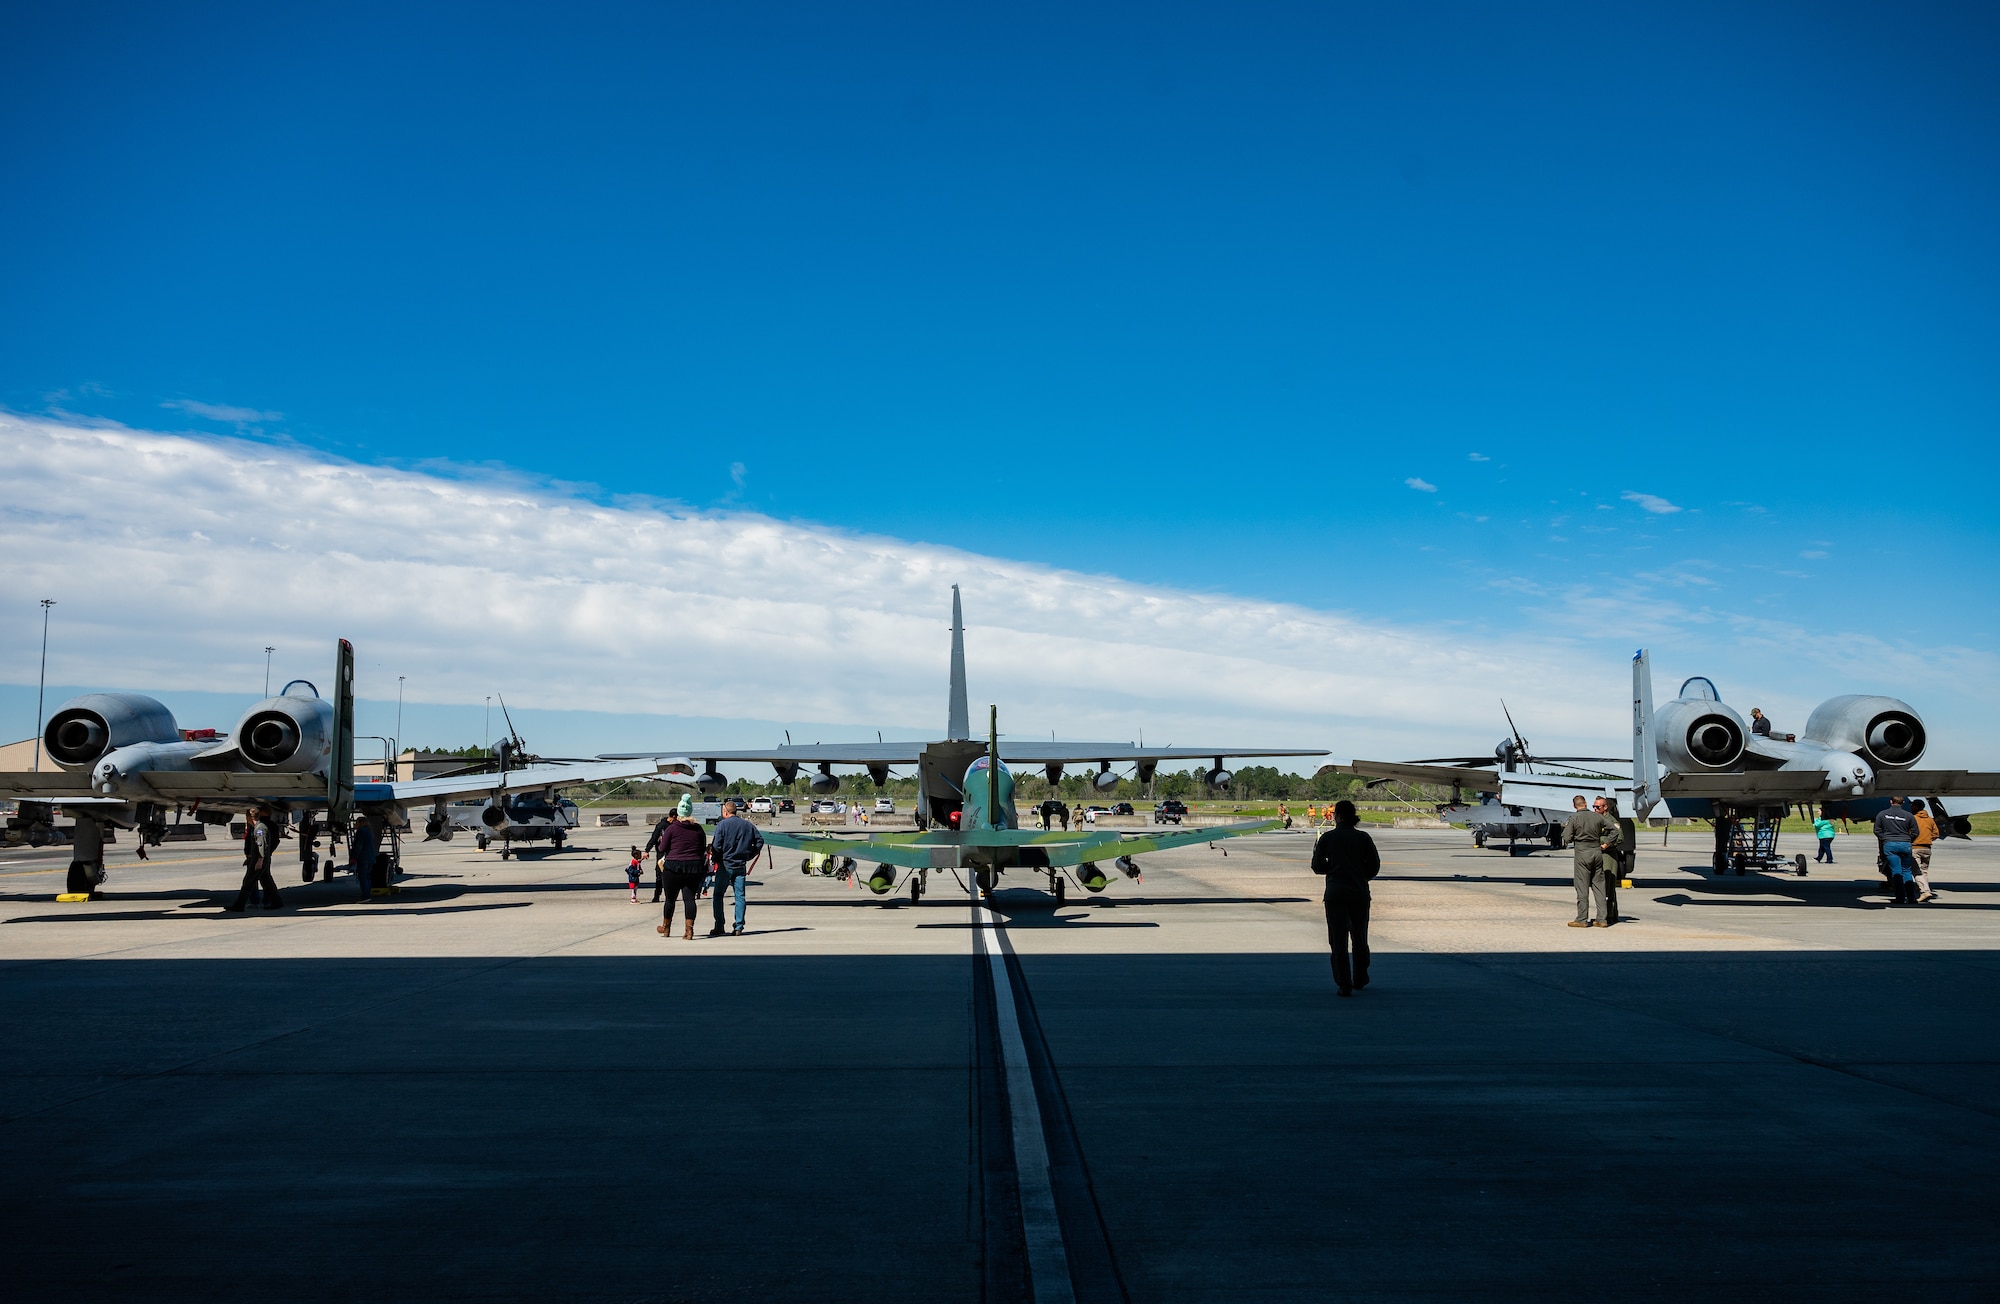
[224,805,284,913]
[1565,796,1619,928]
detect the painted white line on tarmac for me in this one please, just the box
[975,899,1075,1304]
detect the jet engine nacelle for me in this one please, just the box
[1654,697,1747,771]
[1091,766,1121,792]
[232,685,334,772]
[1802,694,1926,770]
[42,693,181,770]
[481,804,509,829]
[808,770,841,794]
[1205,768,1233,789]
[695,770,728,795]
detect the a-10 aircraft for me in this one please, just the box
[1334,708,1628,855]
[1481,650,2000,879]
[0,640,689,897]
[604,587,1326,903]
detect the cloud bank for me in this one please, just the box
[0,415,1666,762]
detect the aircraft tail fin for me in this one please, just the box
[947,585,970,741]
[328,638,356,827]
[1631,648,1660,818]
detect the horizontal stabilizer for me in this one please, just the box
[1498,775,1634,811]
[1337,760,1500,789]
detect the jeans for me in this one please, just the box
[1815,837,1834,863]
[712,867,748,931]
[1882,840,1915,882]
[1323,897,1370,992]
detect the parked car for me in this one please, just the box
[776,798,796,813]
[749,797,774,814]
[1112,802,1134,816]
[811,799,841,814]
[1154,798,1188,825]
[874,797,896,814]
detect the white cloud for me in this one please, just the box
[161,398,283,426]
[1467,452,1489,462]
[0,414,1651,761]
[1621,490,1683,515]
[729,461,747,489]
[1404,477,1437,492]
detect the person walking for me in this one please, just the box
[654,807,707,940]
[1310,799,1380,997]
[1874,796,1919,905]
[224,806,284,912]
[625,847,644,903]
[707,799,765,937]
[1812,809,1837,863]
[1910,799,1940,904]
[1564,795,1618,927]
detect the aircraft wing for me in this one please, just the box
[1337,760,1502,789]
[764,819,1277,869]
[0,771,97,799]
[602,741,1326,767]
[1660,772,1838,801]
[1883,770,2000,798]
[370,758,697,805]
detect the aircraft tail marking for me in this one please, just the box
[328,638,356,827]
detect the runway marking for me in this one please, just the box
[975,898,1074,1304]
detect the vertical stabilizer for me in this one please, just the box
[1631,648,1660,818]
[987,704,999,828]
[947,585,970,741]
[328,638,356,828]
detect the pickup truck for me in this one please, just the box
[1154,799,1188,825]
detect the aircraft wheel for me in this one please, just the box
[801,858,812,875]
[1473,829,1486,848]
[1712,853,1728,876]
[476,833,489,851]
[500,847,512,861]
[1054,878,1066,905]
[553,834,565,849]
[909,877,922,903]
[1795,854,1809,877]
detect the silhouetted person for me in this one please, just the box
[1311,799,1380,997]
[1564,795,1618,927]
[1875,796,1919,905]
[349,818,379,898]
[225,805,283,912]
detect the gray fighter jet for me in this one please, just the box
[1486,650,2000,879]
[0,640,690,896]
[601,586,1328,902]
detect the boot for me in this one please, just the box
[684,919,696,941]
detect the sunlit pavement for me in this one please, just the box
[2,824,1995,1299]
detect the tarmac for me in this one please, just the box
[2,820,1996,1301]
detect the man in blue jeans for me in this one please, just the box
[707,799,765,937]
[1873,796,1919,906]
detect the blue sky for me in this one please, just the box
[3,2,1997,765]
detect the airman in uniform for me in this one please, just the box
[1564,795,1620,927]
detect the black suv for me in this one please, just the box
[1154,799,1188,825]
[776,798,796,813]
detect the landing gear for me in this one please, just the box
[1053,875,1066,906]
[909,872,925,904]
[476,833,489,851]
[499,845,512,861]
[1795,853,1809,877]
[976,868,997,902]
[552,832,566,850]
[1473,829,1486,848]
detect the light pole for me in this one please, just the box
[396,676,406,780]
[31,599,54,774]
[264,646,275,696]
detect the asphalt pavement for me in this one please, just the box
[1,822,1995,1300]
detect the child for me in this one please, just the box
[626,847,643,902]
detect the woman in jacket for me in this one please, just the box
[655,807,708,940]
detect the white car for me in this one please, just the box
[874,797,896,814]
[749,797,774,814]
[811,799,841,814]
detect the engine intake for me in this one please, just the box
[232,692,332,772]
[1654,698,1747,771]
[1803,695,1927,770]
[42,693,181,770]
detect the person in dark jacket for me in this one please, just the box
[646,811,674,902]
[1874,796,1920,905]
[224,806,284,912]
[707,800,765,936]
[654,809,708,940]
[1311,800,1381,996]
